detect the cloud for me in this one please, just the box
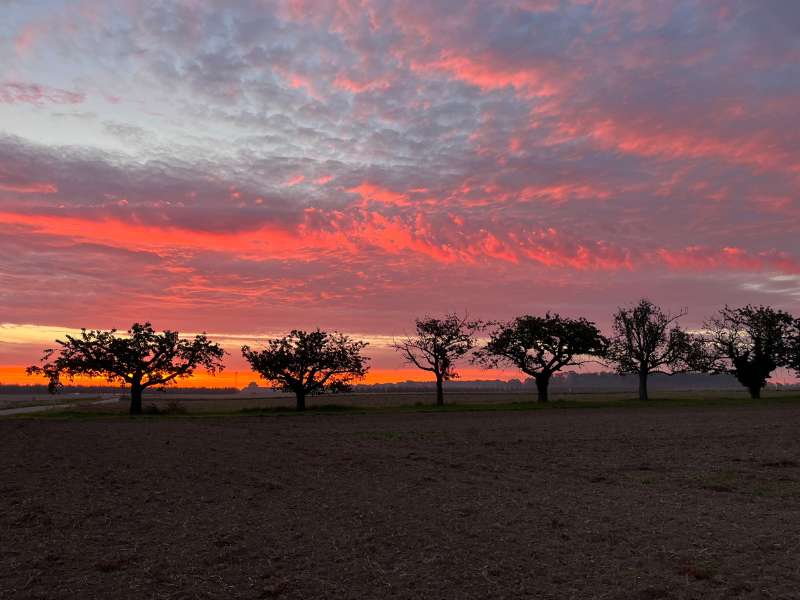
[0,181,57,194]
[0,82,85,105]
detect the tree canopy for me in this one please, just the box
[477,313,607,402]
[241,329,369,411]
[791,319,800,378]
[392,313,482,405]
[702,305,795,399]
[604,299,701,401]
[27,323,225,414]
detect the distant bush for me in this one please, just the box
[166,400,187,414]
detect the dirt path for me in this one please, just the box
[3,404,800,598]
[0,396,121,416]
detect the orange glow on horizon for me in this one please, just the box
[1,366,524,389]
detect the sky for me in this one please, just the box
[1,0,799,386]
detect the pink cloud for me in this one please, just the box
[347,182,411,207]
[3,207,797,277]
[285,174,306,187]
[411,51,564,97]
[332,73,393,94]
[0,82,85,105]
[579,117,800,173]
[656,247,800,275]
[14,25,39,56]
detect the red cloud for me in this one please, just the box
[347,182,411,207]
[656,247,800,275]
[557,113,800,174]
[284,174,306,187]
[411,51,563,97]
[3,208,797,278]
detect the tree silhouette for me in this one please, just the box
[604,299,701,401]
[242,329,369,411]
[27,323,225,415]
[702,305,795,399]
[477,313,607,402]
[791,318,800,378]
[392,313,482,405]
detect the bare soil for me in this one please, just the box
[3,404,800,599]
[36,388,784,415]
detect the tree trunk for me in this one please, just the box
[435,375,444,406]
[130,383,143,415]
[535,375,550,403]
[295,389,306,411]
[748,384,761,400]
[638,372,648,401]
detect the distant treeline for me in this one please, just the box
[6,373,796,397]
[0,384,240,396]
[352,372,759,393]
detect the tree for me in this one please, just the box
[241,329,369,411]
[476,313,607,402]
[791,318,800,378]
[604,299,701,401]
[702,305,795,399]
[27,323,225,415]
[391,313,482,405]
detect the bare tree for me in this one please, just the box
[27,323,225,415]
[242,329,369,411]
[702,305,795,399]
[392,313,482,405]
[604,299,701,401]
[476,313,607,402]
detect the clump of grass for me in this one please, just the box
[694,469,738,493]
[677,560,717,581]
[143,401,187,415]
[166,400,187,414]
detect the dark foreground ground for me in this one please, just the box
[3,404,800,599]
